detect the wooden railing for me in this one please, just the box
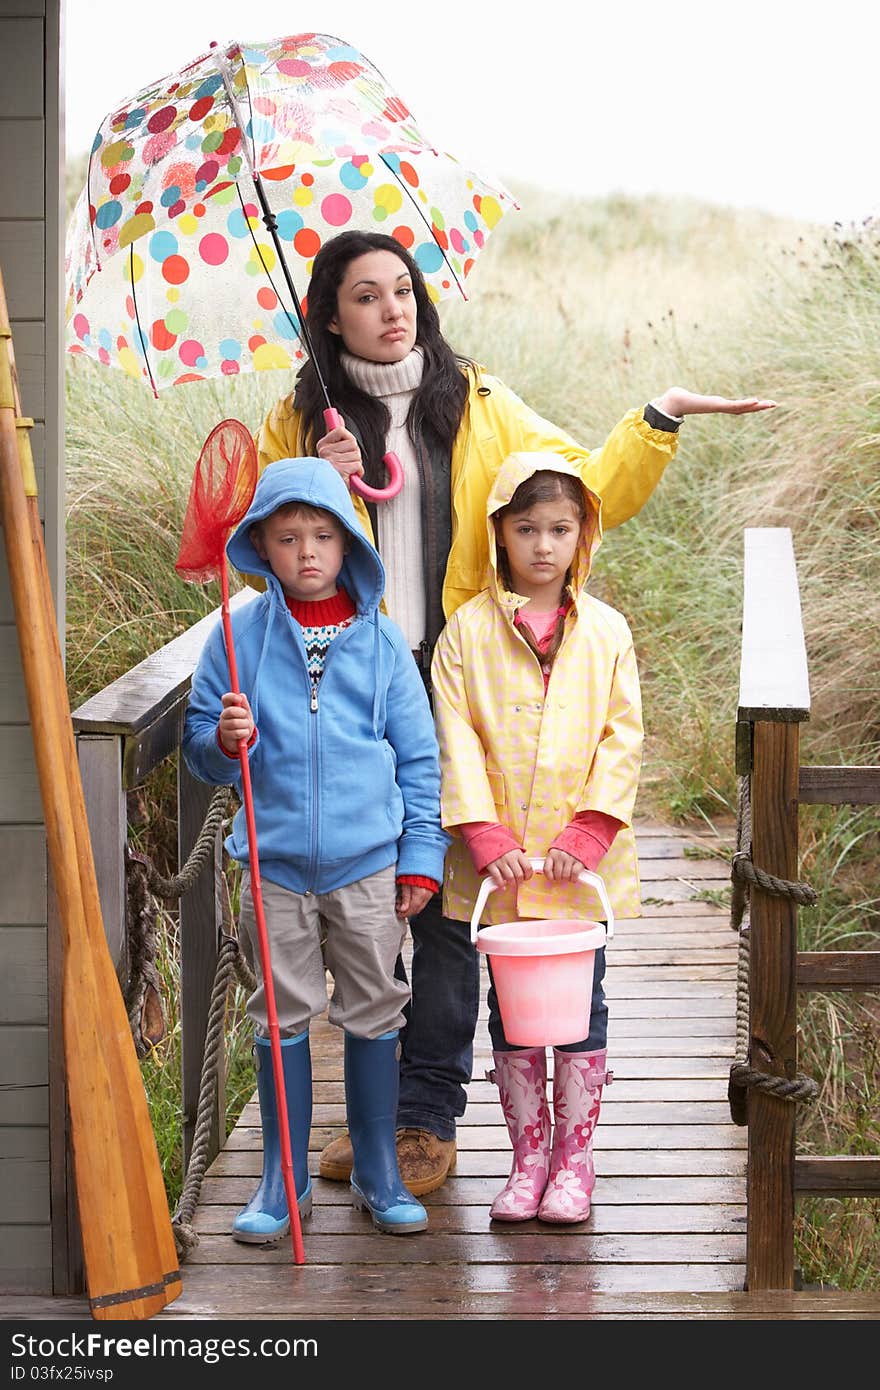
[736,527,880,1290]
[70,587,258,1171]
[66,534,880,1295]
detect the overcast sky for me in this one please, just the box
[64,0,878,227]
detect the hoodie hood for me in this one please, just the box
[485,452,603,604]
[226,456,385,614]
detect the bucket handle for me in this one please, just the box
[468,858,615,944]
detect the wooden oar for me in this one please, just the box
[0,268,181,1320]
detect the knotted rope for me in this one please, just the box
[171,917,256,1260]
[122,784,260,1260]
[123,784,233,1055]
[728,774,820,1123]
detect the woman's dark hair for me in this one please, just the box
[292,231,470,487]
[494,470,587,666]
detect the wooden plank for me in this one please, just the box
[7,320,44,420]
[0,1125,50,1224]
[738,528,810,721]
[798,765,880,805]
[1,120,44,219]
[77,733,126,972]
[4,1288,880,1321]
[201,1174,746,1208]
[0,726,41,821]
[0,826,46,923]
[0,622,28,718]
[295,1100,740,1128]
[747,720,799,1290]
[231,1122,745,1153]
[0,19,44,118]
[197,1202,748,1236]
[210,1148,746,1179]
[182,1229,747,1266]
[794,1156,880,1196]
[0,1024,47,1124]
[0,220,44,319]
[0,925,46,1023]
[307,1077,734,1104]
[797,951,880,990]
[0,1228,52,1296]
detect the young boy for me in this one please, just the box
[182,456,449,1241]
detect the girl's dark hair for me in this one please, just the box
[494,470,586,666]
[292,231,470,487]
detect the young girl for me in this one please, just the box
[257,226,774,1195]
[430,451,642,1223]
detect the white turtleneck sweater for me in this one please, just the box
[340,347,426,650]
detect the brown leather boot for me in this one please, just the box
[318,1128,456,1194]
[394,1129,457,1195]
[318,1131,354,1181]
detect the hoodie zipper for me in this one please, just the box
[301,618,358,893]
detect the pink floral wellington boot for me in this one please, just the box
[488,1048,552,1221]
[537,1048,612,1224]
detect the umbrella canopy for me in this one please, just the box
[65,32,518,392]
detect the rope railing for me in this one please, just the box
[727,774,820,1124]
[121,783,258,1261]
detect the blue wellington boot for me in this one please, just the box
[232,1032,313,1244]
[344,1030,428,1234]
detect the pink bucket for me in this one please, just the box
[469,863,613,1047]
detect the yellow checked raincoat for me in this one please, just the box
[431,451,643,929]
[257,362,678,618]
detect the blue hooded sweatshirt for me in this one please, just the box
[182,457,450,894]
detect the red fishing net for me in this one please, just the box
[175,419,258,583]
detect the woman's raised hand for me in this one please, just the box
[654,388,778,418]
[316,415,365,483]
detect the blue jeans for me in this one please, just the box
[396,895,480,1143]
[487,945,608,1053]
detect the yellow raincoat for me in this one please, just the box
[431,452,643,928]
[257,363,678,618]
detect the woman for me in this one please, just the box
[257,228,775,1195]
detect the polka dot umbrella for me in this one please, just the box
[64,32,519,397]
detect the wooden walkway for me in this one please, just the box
[3,820,878,1321]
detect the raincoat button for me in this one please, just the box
[520,802,527,811]
[514,705,521,712]
[535,703,542,711]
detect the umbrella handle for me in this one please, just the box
[323,408,404,502]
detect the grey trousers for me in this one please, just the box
[238,865,410,1040]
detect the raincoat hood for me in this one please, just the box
[485,452,603,604]
[226,456,385,614]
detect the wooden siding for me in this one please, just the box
[0,0,64,1295]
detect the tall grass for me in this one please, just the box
[65,188,879,1281]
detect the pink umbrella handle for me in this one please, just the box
[323,408,404,502]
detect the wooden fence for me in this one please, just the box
[736,527,880,1289]
[60,530,880,1295]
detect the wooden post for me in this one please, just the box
[746,718,800,1289]
[738,528,810,1292]
[77,734,127,978]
